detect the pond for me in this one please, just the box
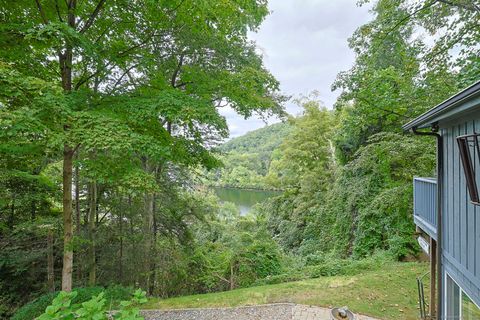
[213,187,281,215]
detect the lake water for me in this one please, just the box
[213,187,280,215]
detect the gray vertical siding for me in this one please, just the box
[441,119,480,306]
[467,120,475,273]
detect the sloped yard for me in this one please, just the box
[145,262,428,320]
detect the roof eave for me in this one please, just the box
[402,80,480,132]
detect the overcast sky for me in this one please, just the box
[220,0,373,138]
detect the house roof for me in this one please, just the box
[402,80,480,131]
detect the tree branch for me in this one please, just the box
[437,0,480,13]
[379,0,438,42]
[424,27,470,65]
[74,32,163,90]
[171,53,185,87]
[75,69,101,90]
[167,0,187,14]
[107,63,141,94]
[117,32,157,57]
[55,0,64,22]
[357,96,410,120]
[173,81,192,88]
[79,0,107,34]
[34,0,49,24]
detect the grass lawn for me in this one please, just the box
[145,261,429,320]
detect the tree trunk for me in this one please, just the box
[119,207,123,282]
[143,192,154,291]
[87,181,97,286]
[8,197,15,229]
[60,0,76,292]
[230,262,235,290]
[47,228,55,292]
[142,159,155,292]
[62,146,74,292]
[75,159,80,233]
[148,194,157,295]
[74,159,82,283]
[31,200,36,221]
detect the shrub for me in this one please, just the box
[36,289,147,320]
[254,272,308,286]
[255,250,393,285]
[12,286,134,320]
[11,292,58,320]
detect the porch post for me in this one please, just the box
[430,238,437,318]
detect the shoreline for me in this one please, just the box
[210,185,284,193]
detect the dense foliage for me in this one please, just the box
[211,0,479,262]
[35,289,147,320]
[1,0,479,318]
[254,0,479,261]
[12,286,134,320]
[0,0,286,317]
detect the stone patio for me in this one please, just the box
[141,303,380,320]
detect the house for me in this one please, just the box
[403,80,480,319]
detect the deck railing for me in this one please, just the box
[413,177,437,239]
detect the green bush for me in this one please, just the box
[36,289,147,320]
[254,272,307,286]
[255,251,393,285]
[11,292,58,320]
[308,251,393,277]
[12,286,134,320]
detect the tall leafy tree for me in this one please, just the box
[264,95,333,251]
[0,0,284,291]
[332,0,466,162]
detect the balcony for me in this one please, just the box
[413,177,437,240]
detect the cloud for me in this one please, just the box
[221,0,373,138]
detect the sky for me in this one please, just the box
[220,0,373,138]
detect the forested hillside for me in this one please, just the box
[220,122,291,155]
[1,0,479,319]
[204,122,292,189]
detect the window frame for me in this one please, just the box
[445,271,480,319]
[456,133,480,205]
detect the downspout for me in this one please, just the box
[412,124,443,319]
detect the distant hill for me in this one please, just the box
[205,122,292,190]
[220,122,292,155]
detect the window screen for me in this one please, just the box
[457,133,480,205]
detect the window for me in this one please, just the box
[462,291,480,319]
[446,274,460,319]
[457,133,480,205]
[445,273,480,319]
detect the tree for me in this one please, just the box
[264,94,333,251]
[267,93,333,191]
[1,0,284,292]
[332,0,464,162]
